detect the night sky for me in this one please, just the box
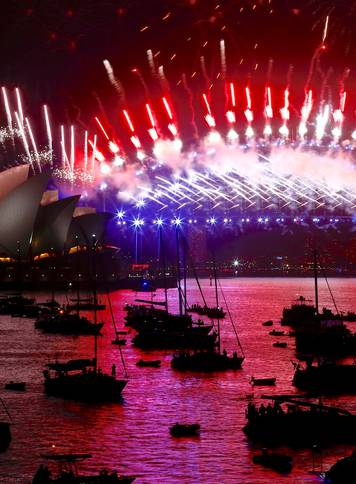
[1,0,356,124]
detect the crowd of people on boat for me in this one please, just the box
[43,365,117,381]
[32,463,125,483]
[247,401,342,421]
[173,348,240,360]
[247,401,285,420]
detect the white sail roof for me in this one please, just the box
[32,195,80,255]
[0,165,29,201]
[0,172,50,257]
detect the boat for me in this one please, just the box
[172,349,243,371]
[273,342,287,348]
[136,359,161,368]
[133,328,217,350]
[4,381,26,391]
[290,251,356,357]
[281,251,350,331]
[269,330,284,336]
[170,423,200,437]
[33,452,135,483]
[35,312,103,335]
[252,449,293,473]
[107,291,127,347]
[325,450,356,483]
[341,311,356,322]
[188,303,226,319]
[171,241,244,371]
[0,422,10,453]
[281,295,316,327]
[251,377,276,386]
[39,299,61,309]
[43,238,128,402]
[262,320,273,326]
[112,337,126,345]
[67,297,106,311]
[293,359,356,394]
[0,398,11,452]
[244,395,356,446]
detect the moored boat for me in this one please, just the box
[35,312,103,335]
[171,349,243,372]
[262,320,273,326]
[293,359,356,394]
[136,359,161,367]
[170,423,200,437]
[273,342,287,348]
[253,449,293,473]
[33,452,136,483]
[43,237,128,402]
[244,395,356,446]
[4,381,26,391]
[269,330,284,336]
[188,303,226,319]
[251,377,276,386]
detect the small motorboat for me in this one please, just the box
[251,377,276,386]
[136,359,161,368]
[4,381,26,391]
[34,452,136,483]
[262,320,273,326]
[269,330,284,336]
[112,338,127,345]
[253,449,293,473]
[170,423,200,437]
[273,342,288,348]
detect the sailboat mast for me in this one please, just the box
[183,239,187,315]
[76,236,80,316]
[212,248,220,353]
[313,249,319,316]
[92,235,98,369]
[212,249,219,308]
[159,227,168,311]
[175,227,183,316]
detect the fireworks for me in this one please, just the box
[0,39,355,217]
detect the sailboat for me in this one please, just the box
[171,242,244,371]
[43,236,128,402]
[128,226,216,350]
[288,249,355,357]
[291,250,356,392]
[108,291,127,345]
[35,240,104,335]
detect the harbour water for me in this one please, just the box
[0,277,355,483]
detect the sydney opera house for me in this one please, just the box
[0,165,126,290]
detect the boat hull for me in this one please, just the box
[171,352,244,372]
[0,422,11,453]
[44,374,127,402]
